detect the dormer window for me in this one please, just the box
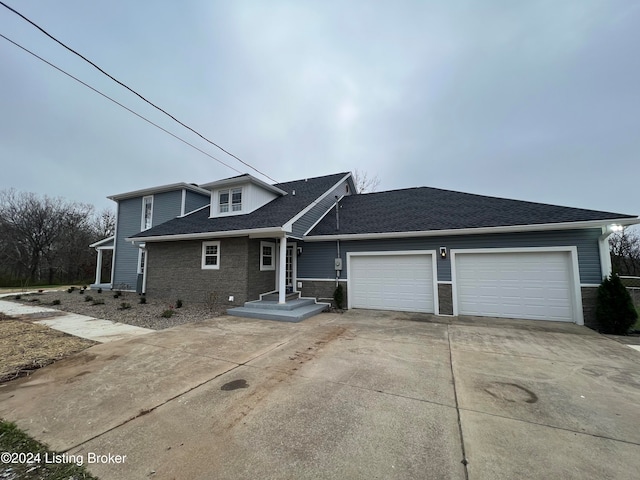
[219,188,242,213]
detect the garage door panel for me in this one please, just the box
[455,251,575,322]
[350,254,434,313]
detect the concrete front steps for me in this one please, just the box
[227,295,330,323]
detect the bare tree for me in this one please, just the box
[352,169,381,193]
[610,229,640,276]
[0,189,113,285]
[93,208,116,238]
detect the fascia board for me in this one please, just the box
[303,217,640,242]
[282,173,352,231]
[126,227,285,243]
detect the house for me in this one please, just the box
[91,171,638,327]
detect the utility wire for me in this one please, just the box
[0,0,278,183]
[0,33,244,176]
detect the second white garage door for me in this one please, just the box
[453,250,576,322]
[349,253,435,313]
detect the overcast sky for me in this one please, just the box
[1,0,638,217]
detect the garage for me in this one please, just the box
[348,252,436,313]
[452,249,578,322]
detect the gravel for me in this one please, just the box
[9,289,224,330]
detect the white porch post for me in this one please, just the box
[278,236,287,304]
[94,249,103,285]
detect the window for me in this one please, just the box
[142,196,153,230]
[260,241,275,271]
[219,188,242,213]
[202,241,220,269]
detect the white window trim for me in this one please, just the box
[260,241,276,271]
[218,187,243,215]
[141,195,153,231]
[201,240,221,270]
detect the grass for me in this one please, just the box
[0,420,99,479]
[0,313,95,383]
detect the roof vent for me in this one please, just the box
[292,189,296,195]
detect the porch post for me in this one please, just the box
[94,249,103,285]
[278,236,287,304]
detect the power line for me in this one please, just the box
[0,0,279,183]
[0,33,244,176]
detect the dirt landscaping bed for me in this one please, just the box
[8,289,223,330]
[0,312,95,384]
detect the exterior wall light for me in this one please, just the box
[439,247,447,259]
[297,246,303,256]
[610,224,624,233]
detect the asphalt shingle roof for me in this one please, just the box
[308,187,636,236]
[131,172,349,238]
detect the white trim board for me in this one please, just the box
[283,173,351,231]
[303,217,639,242]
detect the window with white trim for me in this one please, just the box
[202,241,220,269]
[142,196,153,230]
[260,241,275,271]
[219,187,242,213]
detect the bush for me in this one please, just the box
[113,294,120,299]
[67,288,73,293]
[596,274,638,335]
[333,284,344,309]
[84,295,93,302]
[161,309,174,318]
[14,294,21,300]
[92,298,105,305]
[97,288,102,294]
[119,302,132,310]
[52,299,61,305]
[176,299,183,308]
[79,289,85,295]
[139,296,147,304]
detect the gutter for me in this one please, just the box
[303,218,640,242]
[125,226,287,243]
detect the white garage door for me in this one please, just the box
[349,254,434,313]
[454,251,575,322]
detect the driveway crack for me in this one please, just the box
[448,324,470,479]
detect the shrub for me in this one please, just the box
[116,290,123,296]
[79,289,85,295]
[14,294,21,300]
[37,289,43,293]
[97,288,103,294]
[139,296,147,304]
[113,294,120,299]
[596,274,638,335]
[176,299,183,308]
[92,298,105,305]
[84,295,93,302]
[119,302,132,310]
[67,288,72,293]
[161,309,174,318]
[52,299,61,305]
[333,284,344,309]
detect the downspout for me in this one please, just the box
[336,239,341,288]
[142,247,148,295]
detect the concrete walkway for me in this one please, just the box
[0,297,152,343]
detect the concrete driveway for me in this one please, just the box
[1,311,639,479]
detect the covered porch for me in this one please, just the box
[228,235,329,321]
[89,236,114,290]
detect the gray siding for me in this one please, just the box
[185,190,210,214]
[290,178,351,238]
[298,229,603,285]
[112,190,184,290]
